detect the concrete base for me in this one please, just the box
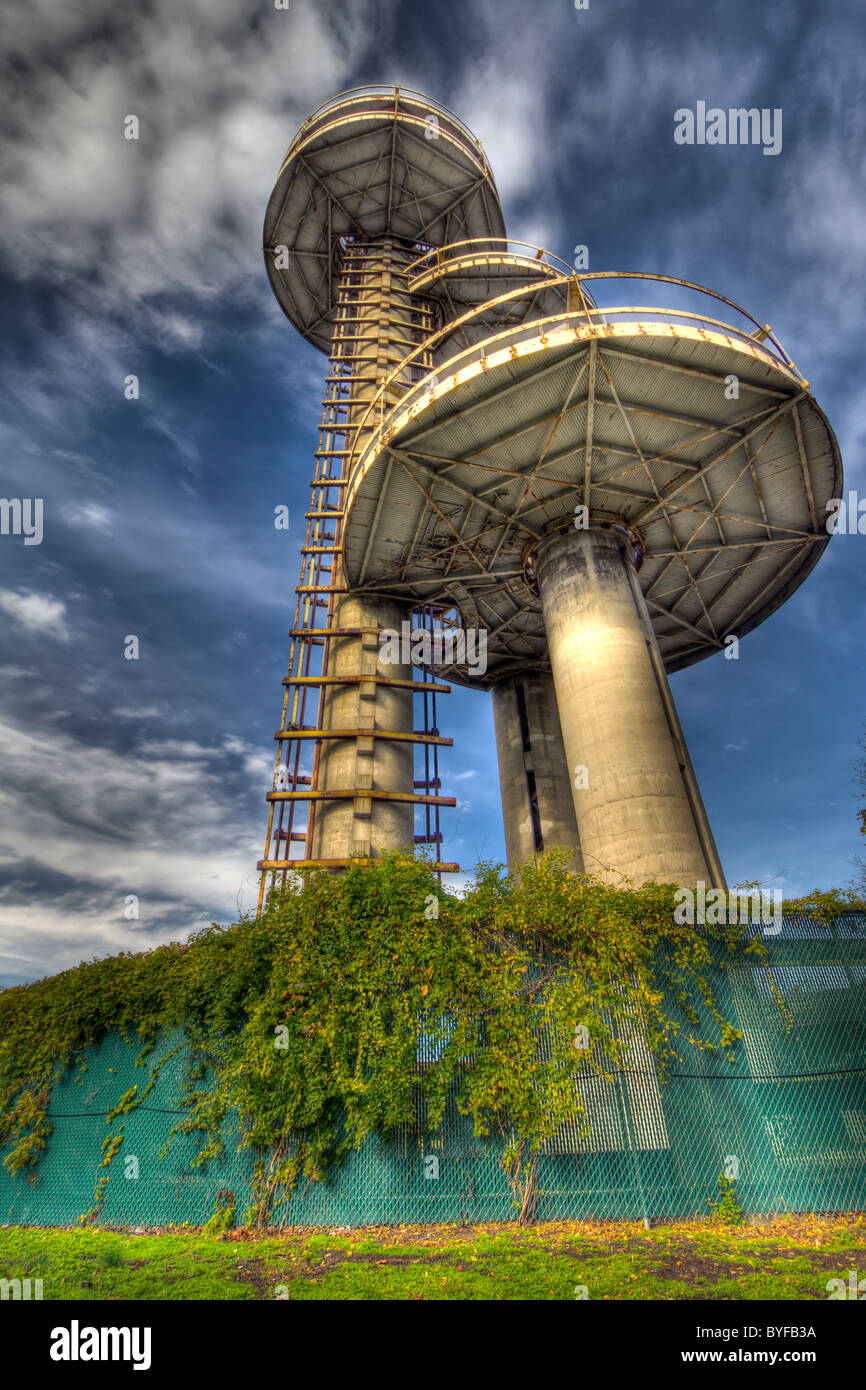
[534,525,725,889]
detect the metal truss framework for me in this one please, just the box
[339,267,837,684]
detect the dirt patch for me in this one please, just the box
[652,1254,770,1284]
[230,1258,274,1299]
[721,1246,862,1269]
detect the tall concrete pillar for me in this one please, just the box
[308,236,427,864]
[491,670,582,872]
[310,592,415,862]
[533,525,725,888]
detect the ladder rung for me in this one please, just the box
[295,585,348,594]
[283,675,451,692]
[268,790,458,806]
[259,858,460,873]
[288,627,375,638]
[274,729,453,746]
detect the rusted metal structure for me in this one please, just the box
[258,85,842,906]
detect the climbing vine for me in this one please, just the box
[2,852,856,1224]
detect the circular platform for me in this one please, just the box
[406,239,574,359]
[341,288,842,688]
[263,86,506,353]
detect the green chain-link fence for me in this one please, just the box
[2,915,865,1227]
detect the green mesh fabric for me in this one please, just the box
[2,916,865,1227]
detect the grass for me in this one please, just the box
[0,1214,863,1300]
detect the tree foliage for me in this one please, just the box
[0,852,789,1222]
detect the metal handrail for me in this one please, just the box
[346,276,803,472]
[347,273,575,464]
[576,271,797,374]
[576,303,795,352]
[410,254,795,371]
[408,252,795,366]
[409,238,575,281]
[294,85,486,155]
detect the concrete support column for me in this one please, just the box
[309,237,427,865]
[534,526,725,888]
[491,671,582,872]
[310,590,414,863]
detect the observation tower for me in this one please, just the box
[257,85,842,907]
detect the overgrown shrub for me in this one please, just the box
[3,852,846,1223]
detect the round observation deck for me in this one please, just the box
[263,86,506,353]
[340,274,842,687]
[406,239,575,358]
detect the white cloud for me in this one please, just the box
[222,734,273,782]
[457,67,552,206]
[0,0,382,467]
[0,714,269,976]
[137,739,218,759]
[0,2,379,319]
[0,589,70,640]
[66,503,113,529]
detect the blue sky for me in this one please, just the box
[1,0,864,986]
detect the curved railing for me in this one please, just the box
[289,85,489,168]
[408,238,575,287]
[347,271,574,460]
[346,270,804,473]
[576,272,799,376]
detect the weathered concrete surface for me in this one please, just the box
[535,526,725,888]
[310,592,415,862]
[491,670,582,872]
